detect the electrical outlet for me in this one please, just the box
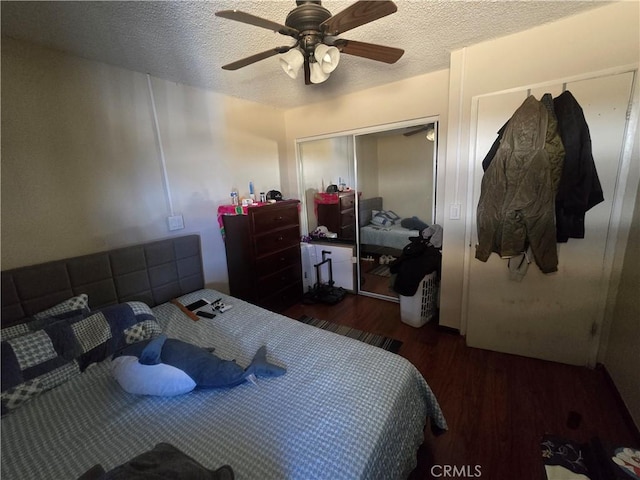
[167,215,184,231]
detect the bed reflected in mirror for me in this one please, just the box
[355,123,438,300]
[296,120,438,302]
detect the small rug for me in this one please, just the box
[298,315,402,353]
[369,264,391,277]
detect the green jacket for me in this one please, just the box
[475,95,565,274]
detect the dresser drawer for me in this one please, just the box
[255,245,301,276]
[340,224,355,240]
[251,205,299,234]
[254,225,300,257]
[258,264,302,298]
[340,193,355,210]
[340,208,355,227]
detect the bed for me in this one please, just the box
[358,197,422,252]
[1,234,447,479]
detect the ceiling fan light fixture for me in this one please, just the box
[216,1,404,86]
[279,48,305,79]
[314,43,340,74]
[309,60,330,84]
[425,126,436,141]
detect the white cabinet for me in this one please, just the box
[301,242,356,293]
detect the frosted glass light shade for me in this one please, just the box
[310,61,330,84]
[314,44,340,74]
[425,127,436,141]
[280,49,304,79]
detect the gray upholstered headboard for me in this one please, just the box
[358,197,383,227]
[1,234,204,327]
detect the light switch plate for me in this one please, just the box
[167,214,184,231]
[449,203,461,220]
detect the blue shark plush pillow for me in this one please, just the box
[111,335,286,396]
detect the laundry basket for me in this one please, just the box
[399,271,438,327]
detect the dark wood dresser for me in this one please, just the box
[316,191,356,240]
[221,200,302,312]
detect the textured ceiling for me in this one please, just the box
[1,1,609,109]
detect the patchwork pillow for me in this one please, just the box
[371,210,400,227]
[1,294,90,341]
[73,301,162,370]
[32,293,90,320]
[0,301,160,413]
[1,308,88,342]
[1,322,82,414]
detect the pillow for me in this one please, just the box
[111,356,196,396]
[400,216,429,231]
[371,210,400,227]
[1,322,82,413]
[32,293,90,320]
[73,301,162,370]
[0,294,90,341]
[0,300,160,413]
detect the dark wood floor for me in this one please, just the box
[283,293,639,480]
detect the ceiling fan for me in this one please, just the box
[403,124,436,141]
[215,0,404,85]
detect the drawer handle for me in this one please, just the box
[278,236,284,241]
[275,216,284,221]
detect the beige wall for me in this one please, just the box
[377,133,435,221]
[355,135,379,198]
[1,37,287,290]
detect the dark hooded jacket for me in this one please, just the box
[475,95,565,273]
[553,91,604,241]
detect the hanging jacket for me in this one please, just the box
[553,91,604,242]
[475,95,564,274]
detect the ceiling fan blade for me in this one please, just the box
[404,126,429,137]
[332,39,404,64]
[321,1,397,36]
[221,46,292,71]
[216,10,299,37]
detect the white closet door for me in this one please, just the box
[466,71,634,366]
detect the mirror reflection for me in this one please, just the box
[356,123,437,299]
[297,120,438,302]
[298,136,354,238]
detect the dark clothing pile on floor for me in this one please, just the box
[390,236,441,297]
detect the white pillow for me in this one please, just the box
[111,356,196,396]
[371,210,399,227]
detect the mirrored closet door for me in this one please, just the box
[297,118,438,301]
[355,122,438,300]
